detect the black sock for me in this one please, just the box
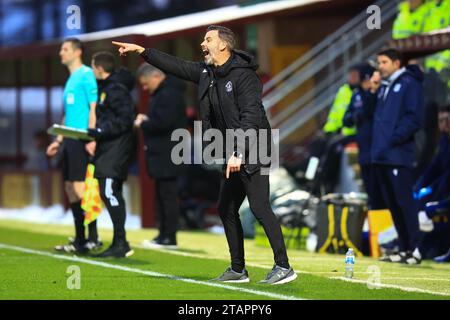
[88,220,98,242]
[110,203,126,244]
[277,262,290,269]
[70,201,86,243]
[231,265,244,274]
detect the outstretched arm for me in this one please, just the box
[112,41,145,55]
[112,41,201,83]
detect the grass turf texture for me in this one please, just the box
[0,219,449,300]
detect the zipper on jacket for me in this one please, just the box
[211,79,232,130]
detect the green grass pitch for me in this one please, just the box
[0,219,449,300]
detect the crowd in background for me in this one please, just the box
[315,0,450,264]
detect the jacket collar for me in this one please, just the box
[386,67,406,85]
[213,52,234,78]
[152,76,168,95]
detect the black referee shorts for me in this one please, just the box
[62,138,89,182]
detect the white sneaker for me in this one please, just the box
[141,239,178,250]
[418,211,434,232]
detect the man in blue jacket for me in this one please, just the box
[370,49,424,265]
[343,63,378,208]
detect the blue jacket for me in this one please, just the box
[414,135,450,200]
[371,67,424,168]
[343,87,377,165]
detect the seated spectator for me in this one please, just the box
[412,60,447,177]
[426,196,450,262]
[414,104,450,231]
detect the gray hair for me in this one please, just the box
[136,63,164,78]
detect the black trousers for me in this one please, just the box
[98,178,127,243]
[372,165,421,252]
[360,164,382,210]
[217,170,289,272]
[155,177,179,239]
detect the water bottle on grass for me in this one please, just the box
[345,248,355,279]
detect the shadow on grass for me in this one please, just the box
[176,248,207,254]
[133,246,207,255]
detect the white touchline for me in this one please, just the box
[0,243,302,301]
[136,244,450,297]
[381,277,450,282]
[331,277,450,297]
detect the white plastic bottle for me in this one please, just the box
[345,248,355,279]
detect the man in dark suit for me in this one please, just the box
[134,64,187,249]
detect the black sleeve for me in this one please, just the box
[235,70,263,157]
[140,91,183,134]
[96,88,135,140]
[363,91,378,117]
[140,48,202,84]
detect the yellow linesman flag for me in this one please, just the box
[81,164,103,226]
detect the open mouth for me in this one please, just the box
[202,49,210,58]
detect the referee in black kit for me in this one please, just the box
[112,25,296,285]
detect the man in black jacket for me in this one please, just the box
[112,25,296,285]
[134,64,187,249]
[88,51,136,258]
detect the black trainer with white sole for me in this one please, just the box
[379,252,406,263]
[85,239,103,251]
[380,250,422,265]
[54,238,88,254]
[142,237,178,250]
[401,250,422,265]
[96,241,134,258]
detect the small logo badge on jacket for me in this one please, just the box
[66,93,75,105]
[100,92,107,104]
[393,83,402,92]
[225,81,233,93]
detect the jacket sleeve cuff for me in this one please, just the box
[88,128,103,139]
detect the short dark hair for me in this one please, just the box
[377,48,404,66]
[92,51,116,73]
[206,25,236,50]
[351,63,376,81]
[63,37,84,53]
